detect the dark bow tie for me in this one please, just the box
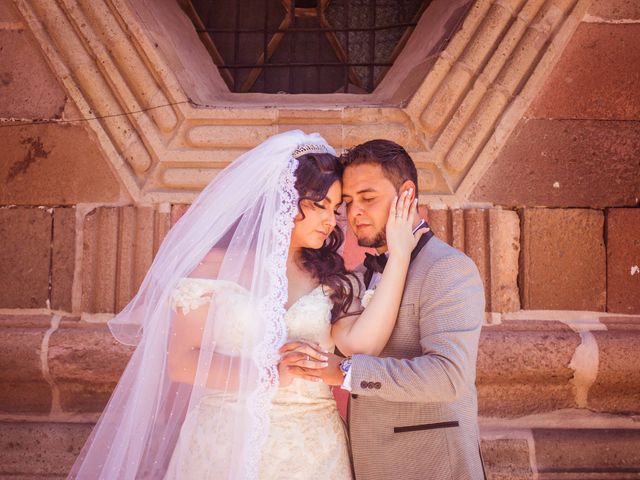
[362,220,433,279]
[363,252,388,274]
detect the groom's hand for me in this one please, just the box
[280,341,345,386]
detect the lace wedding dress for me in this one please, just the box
[164,278,352,479]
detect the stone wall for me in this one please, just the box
[1,0,639,477]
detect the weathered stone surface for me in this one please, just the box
[81,206,172,313]
[0,421,92,477]
[425,207,519,313]
[0,316,52,413]
[81,207,118,313]
[0,26,68,119]
[51,208,76,312]
[533,428,640,477]
[588,0,640,21]
[422,207,465,251]
[471,119,640,208]
[48,321,133,413]
[519,208,606,311]
[0,207,51,308]
[424,207,451,245]
[170,204,190,226]
[115,206,156,312]
[480,438,533,480]
[0,124,125,205]
[477,321,580,416]
[488,209,520,313]
[463,209,491,311]
[0,1,22,21]
[530,23,640,121]
[599,315,640,331]
[606,208,640,314]
[589,330,640,414]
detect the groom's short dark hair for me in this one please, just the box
[341,139,419,192]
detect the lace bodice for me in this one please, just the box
[166,278,352,479]
[170,278,335,353]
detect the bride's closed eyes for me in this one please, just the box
[312,201,342,217]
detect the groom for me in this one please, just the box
[283,140,486,480]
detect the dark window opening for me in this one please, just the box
[180,0,434,94]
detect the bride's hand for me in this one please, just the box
[278,340,328,387]
[385,188,429,260]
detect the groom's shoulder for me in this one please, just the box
[414,235,478,276]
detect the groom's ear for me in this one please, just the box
[399,180,417,202]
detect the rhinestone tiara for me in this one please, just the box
[292,143,328,158]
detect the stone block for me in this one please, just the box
[81,206,171,313]
[81,208,118,313]
[463,209,491,311]
[170,204,190,226]
[0,422,92,477]
[48,321,133,413]
[51,208,76,312]
[0,124,125,205]
[530,23,640,120]
[0,315,52,413]
[471,119,640,208]
[0,1,21,21]
[589,330,640,414]
[480,438,533,480]
[114,206,157,312]
[599,315,640,331]
[606,208,640,314]
[423,207,451,245]
[0,28,67,119]
[533,428,640,477]
[424,207,520,313]
[0,207,51,308]
[519,208,606,311]
[477,320,580,416]
[488,209,520,313]
[588,0,640,21]
[278,123,343,151]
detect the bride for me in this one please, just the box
[68,130,426,479]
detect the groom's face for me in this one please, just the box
[342,163,397,249]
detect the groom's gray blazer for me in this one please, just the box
[349,235,486,480]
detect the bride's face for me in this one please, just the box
[291,180,342,250]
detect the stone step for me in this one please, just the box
[1,312,639,418]
[1,418,639,479]
[1,311,639,477]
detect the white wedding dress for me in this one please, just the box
[164,278,352,479]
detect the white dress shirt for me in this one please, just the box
[341,220,427,391]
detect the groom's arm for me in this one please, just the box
[349,254,484,403]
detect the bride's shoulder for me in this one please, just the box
[170,278,248,315]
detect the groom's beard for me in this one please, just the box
[357,229,387,249]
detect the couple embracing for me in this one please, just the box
[70,131,486,480]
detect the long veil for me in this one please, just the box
[69,130,336,479]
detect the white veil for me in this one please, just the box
[69,130,336,479]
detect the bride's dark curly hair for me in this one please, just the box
[294,152,361,322]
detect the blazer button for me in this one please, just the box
[360,380,368,389]
[367,382,375,389]
[374,382,381,389]
[351,394,358,399]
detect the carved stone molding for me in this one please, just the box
[14,0,592,205]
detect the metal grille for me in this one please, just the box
[182,0,432,94]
